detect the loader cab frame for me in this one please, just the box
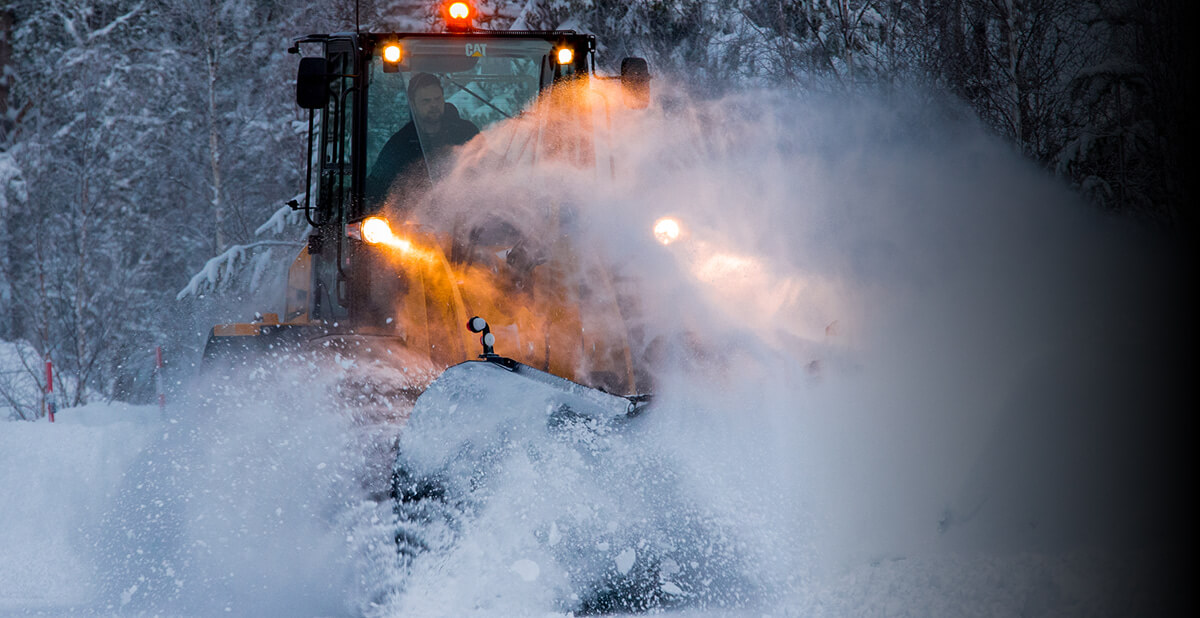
[291,31,596,222]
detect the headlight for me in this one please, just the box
[653,217,681,245]
[361,216,393,245]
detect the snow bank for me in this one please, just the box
[0,366,392,617]
[0,402,160,612]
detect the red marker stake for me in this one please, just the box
[45,359,55,423]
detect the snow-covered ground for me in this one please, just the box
[1,89,1190,616]
[0,349,1186,617]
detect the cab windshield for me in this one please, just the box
[362,38,562,214]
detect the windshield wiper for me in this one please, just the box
[444,76,514,120]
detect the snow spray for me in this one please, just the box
[403,80,1192,614]
[65,81,1191,616]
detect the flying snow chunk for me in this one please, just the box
[615,548,637,575]
[511,558,540,582]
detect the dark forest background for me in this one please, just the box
[1,0,1194,418]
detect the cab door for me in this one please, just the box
[309,41,357,323]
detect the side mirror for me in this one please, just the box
[296,57,329,110]
[620,57,651,109]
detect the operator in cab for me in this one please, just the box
[366,72,480,206]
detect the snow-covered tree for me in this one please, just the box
[1057,0,1187,223]
[0,0,169,405]
[0,0,1189,419]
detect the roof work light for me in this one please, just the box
[556,47,574,65]
[445,2,473,31]
[381,42,403,72]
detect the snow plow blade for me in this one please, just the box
[389,353,653,585]
[392,353,651,507]
[417,357,646,426]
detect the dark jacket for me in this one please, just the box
[365,103,479,205]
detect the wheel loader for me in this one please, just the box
[195,8,760,610]
[202,1,654,414]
